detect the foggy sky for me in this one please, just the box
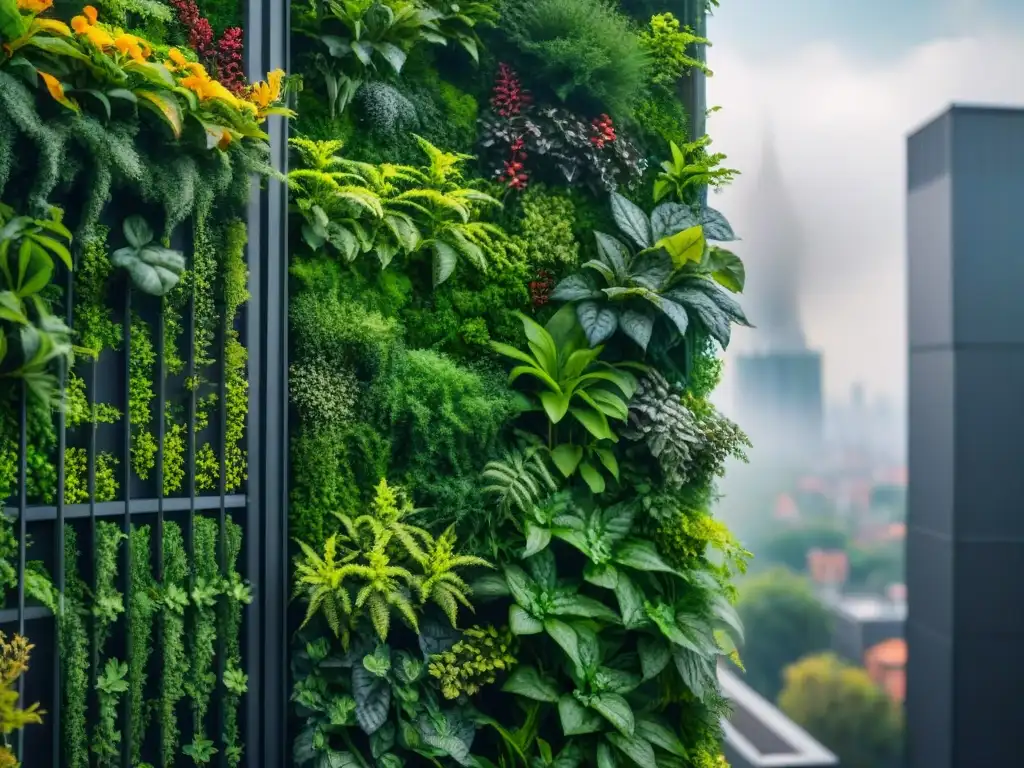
[704,0,1024,407]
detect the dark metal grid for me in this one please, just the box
[1,1,291,764]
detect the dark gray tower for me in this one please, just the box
[734,129,824,459]
[906,105,1024,768]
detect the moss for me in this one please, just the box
[509,184,580,269]
[129,315,158,481]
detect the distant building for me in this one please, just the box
[826,592,905,666]
[719,665,839,768]
[865,638,907,704]
[735,351,825,460]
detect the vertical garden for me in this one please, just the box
[0,0,757,766]
[286,0,753,767]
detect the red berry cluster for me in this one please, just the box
[590,114,617,149]
[529,270,555,308]
[499,136,529,190]
[216,26,246,95]
[491,62,530,117]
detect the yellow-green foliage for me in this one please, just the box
[294,479,489,643]
[510,185,579,269]
[639,12,711,84]
[129,316,158,481]
[62,449,119,504]
[779,653,903,768]
[428,625,516,699]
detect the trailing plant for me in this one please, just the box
[92,521,126,768]
[220,519,251,768]
[59,526,89,768]
[293,478,490,645]
[159,522,189,768]
[127,524,158,765]
[549,192,750,352]
[0,631,43,767]
[185,515,220,765]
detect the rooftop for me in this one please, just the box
[832,593,907,623]
[719,665,839,768]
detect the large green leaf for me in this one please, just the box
[544,618,581,669]
[594,232,630,277]
[352,664,390,735]
[552,273,602,302]
[432,240,459,285]
[558,695,603,736]
[650,202,698,242]
[637,636,671,680]
[619,308,654,351]
[570,406,613,441]
[111,243,185,297]
[502,666,560,702]
[551,444,584,477]
[635,716,687,757]
[548,593,620,623]
[613,541,679,575]
[610,193,652,250]
[612,573,647,629]
[509,604,543,635]
[606,733,658,768]
[504,566,539,610]
[656,225,705,267]
[708,247,745,292]
[597,741,620,768]
[700,206,736,242]
[577,301,618,347]
[672,648,716,702]
[590,693,634,737]
[0,0,26,42]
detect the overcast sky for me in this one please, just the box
[706,0,1024,408]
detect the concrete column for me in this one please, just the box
[907,105,1024,768]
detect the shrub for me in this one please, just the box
[735,568,834,700]
[501,0,649,117]
[779,653,904,768]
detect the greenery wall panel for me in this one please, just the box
[0,0,289,764]
[286,1,753,767]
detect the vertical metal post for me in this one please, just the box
[245,0,290,762]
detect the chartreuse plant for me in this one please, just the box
[294,478,490,645]
[550,192,750,352]
[0,631,43,768]
[653,136,740,208]
[290,134,505,285]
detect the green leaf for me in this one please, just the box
[635,716,687,757]
[708,247,745,292]
[548,593,620,622]
[504,566,538,609]
[614,541,679,575]
[594,448,619,480]
[502,665,560,703]
[597,741,620,768]
[637,636,671,680]
[0,0,26,42]
[525,548,558,589]
[610,193,652,250]
[135,89,183,138]
[509,604,543,635]
[606,733,658,768]
[700,206,736,242]
[591,693,634,737]
[352,664,391,735]
[111,238,185,297]
[374,41,407,72]
[558,695,603,736]
[544,618,581,668]
[672,647,716,702]
[577,301,618,346]
[570,407,613,442]
[650,202,698,242]
[618,308,654,351]
[432,240,459,286]
[551,444,584,477]
[594,231,630,277]
[551,273,601,302]
[656,225,705,267]
[613,573,647,629]
[540,390,572,424]
[584,563,619,589]
[523,522,552,558]
[578,460,605,494]
[123,215,153,248]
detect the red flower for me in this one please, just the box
[590,114,617,149]
[169,0,214,61]
[216,26,246,94]
[491,63,531,118]
[529,270,555,307]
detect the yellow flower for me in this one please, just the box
[113,33,148,62]
[70,5,114,48]
[17,0,53,13]
[248,68,285,110]
[217,130,233,150]
[83,5,98,24]
[165,47,188,70]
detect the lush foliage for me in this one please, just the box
[734,568,833,701]
[0,631,43,768]
[778,653,904,768]
[0,0,280,764]
[288,1,751,766]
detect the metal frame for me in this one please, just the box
[1,1,291,766]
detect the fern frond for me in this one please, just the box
[368,592,391,640]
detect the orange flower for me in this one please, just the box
[113,33,148,62]
[217,130,233,150]
[70,5,113,48]
[16,0,53,13]
[165,47,188,71]
[248,69,285,110]
[38,70,79,112]
[83,5,98,23]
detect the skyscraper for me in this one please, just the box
[733,128,824,461]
